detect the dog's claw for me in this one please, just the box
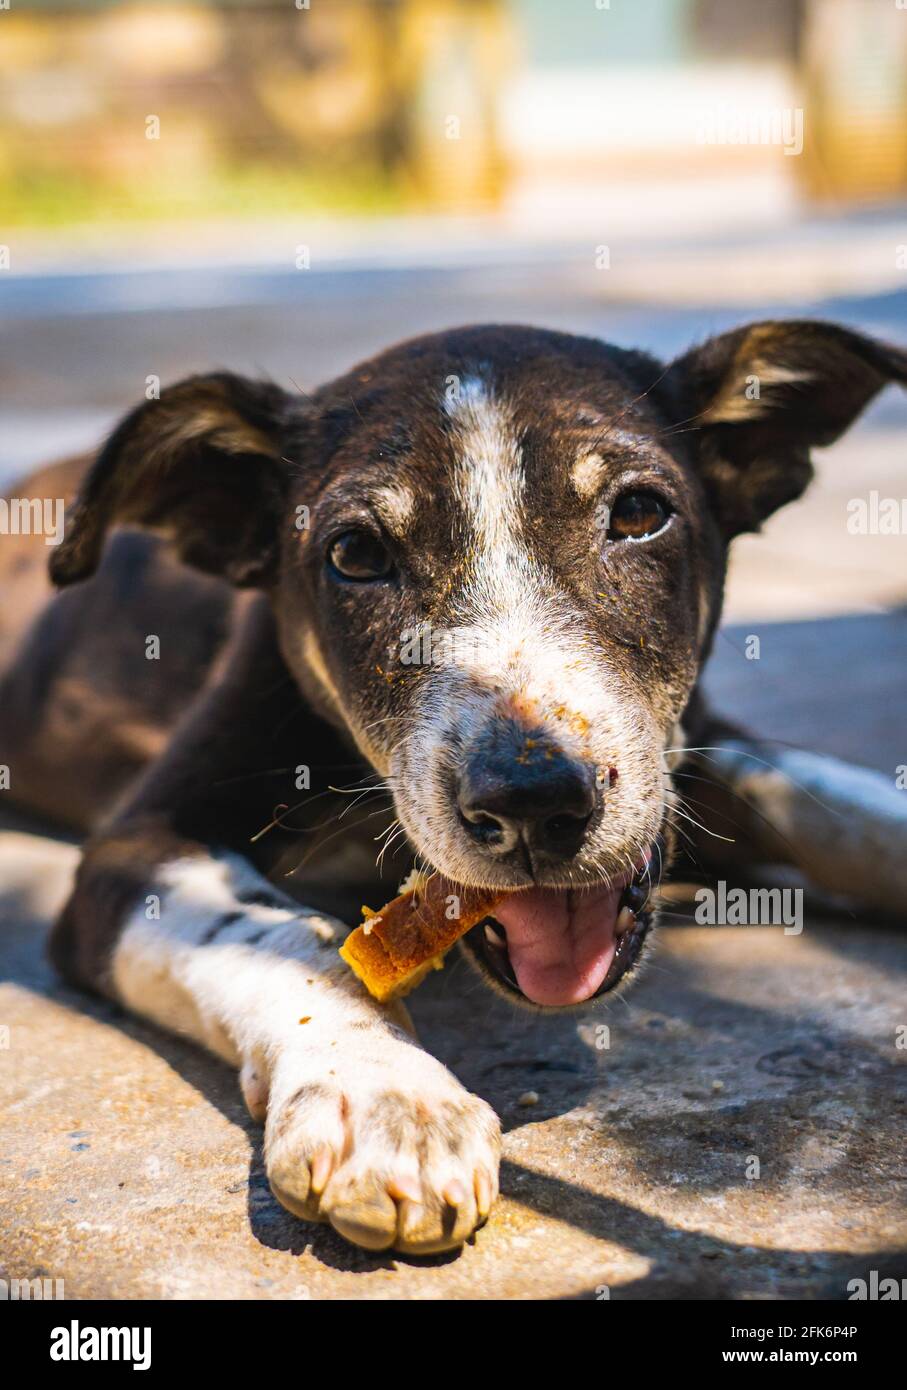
[263,1060,501,1254]
[474,1168,493,1219]
[309,1146,334,1196]
[240,1060,269,1122]
[442,1178,467,1207]
[388,1173,423,1204]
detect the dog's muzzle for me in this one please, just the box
[456,726,602,874]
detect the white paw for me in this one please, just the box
[262,1051,501,1254]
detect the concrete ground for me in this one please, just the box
[1,244,906,1298]
[2,618,905,1301]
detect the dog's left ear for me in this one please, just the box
[50,372,293,588]
[662,320,907,536]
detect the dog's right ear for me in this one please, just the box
[660,320,907,536]
[50,373,293,588]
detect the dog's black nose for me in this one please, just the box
[457,738,599,866]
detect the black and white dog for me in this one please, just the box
[2,319,905,1254]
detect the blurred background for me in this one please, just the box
[1,0,906,652]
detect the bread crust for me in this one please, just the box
[339,874,502,1002]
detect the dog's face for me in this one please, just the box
[52,321,907,1006]
[274,328,724,1006]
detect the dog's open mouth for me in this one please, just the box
[466,857,656,1007]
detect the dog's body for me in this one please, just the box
[2,320,906,1253]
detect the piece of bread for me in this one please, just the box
[339,871,502,1002]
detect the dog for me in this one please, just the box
[2,318,906,1255]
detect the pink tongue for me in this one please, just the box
[490,883,623,1006]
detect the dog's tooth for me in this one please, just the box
[485,923,506,948]
[623,882,649,914]
[616,906,636,937]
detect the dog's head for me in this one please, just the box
[52,320,907,1007]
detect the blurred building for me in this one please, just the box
[0,0,905,229]
[502,0,907,227]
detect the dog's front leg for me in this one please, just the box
[687,739,907,916]
[52,837,500,1254]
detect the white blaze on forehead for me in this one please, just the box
[444,374,525,565]
[434,378,631,751]
[442,374,585,702]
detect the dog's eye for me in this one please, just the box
[328,529,394,582]
[608,491,671,541]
